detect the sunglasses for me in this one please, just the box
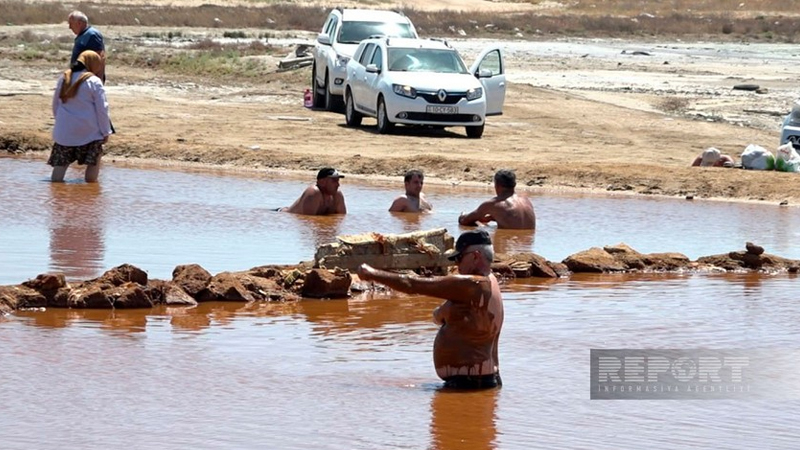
[454,249,479,263]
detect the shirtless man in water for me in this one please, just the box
[280,168,347,215]
[458,169,535,230]
[357,230,504,389]
[388,169,432,212]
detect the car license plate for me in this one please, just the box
[426,105,458,114]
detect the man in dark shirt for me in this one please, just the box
[68,11,105,81]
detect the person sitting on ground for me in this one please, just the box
[389,169,433,213]
[279,168,347,215]
[458,169,536,230]
[692,147,735,167]
[48,50,111,183]
[357,229,504,389]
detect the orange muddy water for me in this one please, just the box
[1,156,800,449]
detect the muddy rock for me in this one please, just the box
[146,280,198,306]
[67,284,113,309]
[302,268,351,299]
[172,264,212,297]
[745,242,765,256]
[563,247,629,273]
[0,288,16,314]
[198,272,255,302]
[497,252,560,278]
[490,262,516,279]
[22,273,66,293]
[97,264,148,287]
[0,285,48,309]
[642,253,692,271]
[21,273,67,304]
[697,248,800,271]
[237,273,297,302]
[108,283,153,309]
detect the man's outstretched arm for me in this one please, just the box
[357,263,483,303]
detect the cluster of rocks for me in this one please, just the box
[494,242,799,277]
[0,262,352,315]
[2,242,797,315]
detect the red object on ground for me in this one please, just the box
[304,89,313,108]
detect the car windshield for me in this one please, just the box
[387,48,468,74]
[338,21,416,44]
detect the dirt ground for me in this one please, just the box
[2,0,800,204]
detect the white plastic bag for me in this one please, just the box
[741,144,775,170]
[775,142,800,173]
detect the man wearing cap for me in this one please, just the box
[357,229,504,389]
[389,169,432,213]
[458,169,535,230]
[280,168,347,215]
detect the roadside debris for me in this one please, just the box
[278,44,313,71]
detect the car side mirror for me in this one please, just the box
[366,64,381,74]
[317,33,332,45]
[476,68,493,79]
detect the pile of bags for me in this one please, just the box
[741,143,800,172]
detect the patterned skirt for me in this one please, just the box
[47,140,104,167]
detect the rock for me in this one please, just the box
[0,284,47,309]
[145,280,197,306]
[510,261,531,278]
[22,273,66,304]
[198,272,255,302]
[490,262,515,279]
[22,273,66,292]
[549,262,571,277]
[109,283,153,309]
[98,264,148,287]
[172,264,212,298]
[498,252,558,278]
[249,274,298,301]
[745,242,765,255]
[302,268,351,299]
[68,285,112,309]
[642,252,691,271]
[563,247,628,273]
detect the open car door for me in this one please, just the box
[469,46,506,116]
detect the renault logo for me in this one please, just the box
[437,89,447,102]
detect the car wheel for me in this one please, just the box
[376,97,394,134]
[311,64,324,108]
[345,89,362,127]
[324,72,339,112]
[466,124,484,139]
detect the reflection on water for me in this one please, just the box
[2,276,800,449]
[429,389,499,450]
[2,156,800,285]
[47,182,106,280]
[3,156,800,448]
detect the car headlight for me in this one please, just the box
[393,84,417,99]
[466,87,483,101]
[336,55,350,67]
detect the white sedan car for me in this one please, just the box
[343,38,505,138]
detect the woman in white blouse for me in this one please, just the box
[48,50,111,182]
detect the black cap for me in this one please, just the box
[494,169,516,188]
[447,230,492,261]
[317,167,345,179]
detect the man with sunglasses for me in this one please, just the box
[357,230,504,389]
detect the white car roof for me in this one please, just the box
[341,9,410,23]
[368,37,452,51]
